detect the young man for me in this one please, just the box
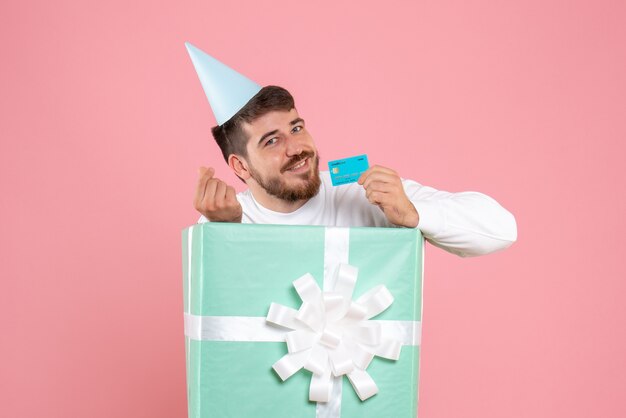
[193,86,517,258]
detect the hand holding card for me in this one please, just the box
[357,165,420,228]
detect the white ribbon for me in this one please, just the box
[184,226,421,418]
[184,314,420,346]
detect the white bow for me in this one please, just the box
[266,264,402,403]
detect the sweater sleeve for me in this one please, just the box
[403,179,517,257]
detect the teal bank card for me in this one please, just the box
[328,154,369,186]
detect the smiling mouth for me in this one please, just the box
[288,158,307,171]
[282,156,311,173]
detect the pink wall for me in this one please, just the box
[1,1,625,417]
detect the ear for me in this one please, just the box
[228,154,251,181]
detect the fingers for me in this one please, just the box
[194,166,219,211]
[366,190,385,206]
[359,166,403,199]
[361,172,402,191]
[201,177,219,211]
[193,167,242,222]
[358,164,418,227]
[358,165,398,185]
[198,178,229,211]
[198,166,214,180]
[365,180,394,198]
[213,180,227,208]
[194,167,215,207]
[358,167,402,195]
[225,185,238,205]
[365,187,395,206]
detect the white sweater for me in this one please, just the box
[198,171,517,257]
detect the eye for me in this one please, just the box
[292,126,303,134]
[265,137,278,146]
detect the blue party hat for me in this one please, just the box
[185,42,262,125]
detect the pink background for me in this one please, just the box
[1,1,625,417]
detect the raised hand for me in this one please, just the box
[358,165,419,228]
[194,167,243,223]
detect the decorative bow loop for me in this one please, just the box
[266,264,402,403]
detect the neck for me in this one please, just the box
[248,184,310,213]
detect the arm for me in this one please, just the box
[359,165,517,257]
[405,180,517,257]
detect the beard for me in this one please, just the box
[248,152,321,203]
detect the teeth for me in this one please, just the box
[290,159,306,170]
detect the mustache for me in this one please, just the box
[281,151,317,173]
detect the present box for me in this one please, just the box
[182,223,424,418]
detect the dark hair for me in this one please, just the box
[211,85,295,162]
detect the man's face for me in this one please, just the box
[241,108,321,202]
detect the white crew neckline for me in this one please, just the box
[246,177,327,219]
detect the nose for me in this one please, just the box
[285,135,303,157]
